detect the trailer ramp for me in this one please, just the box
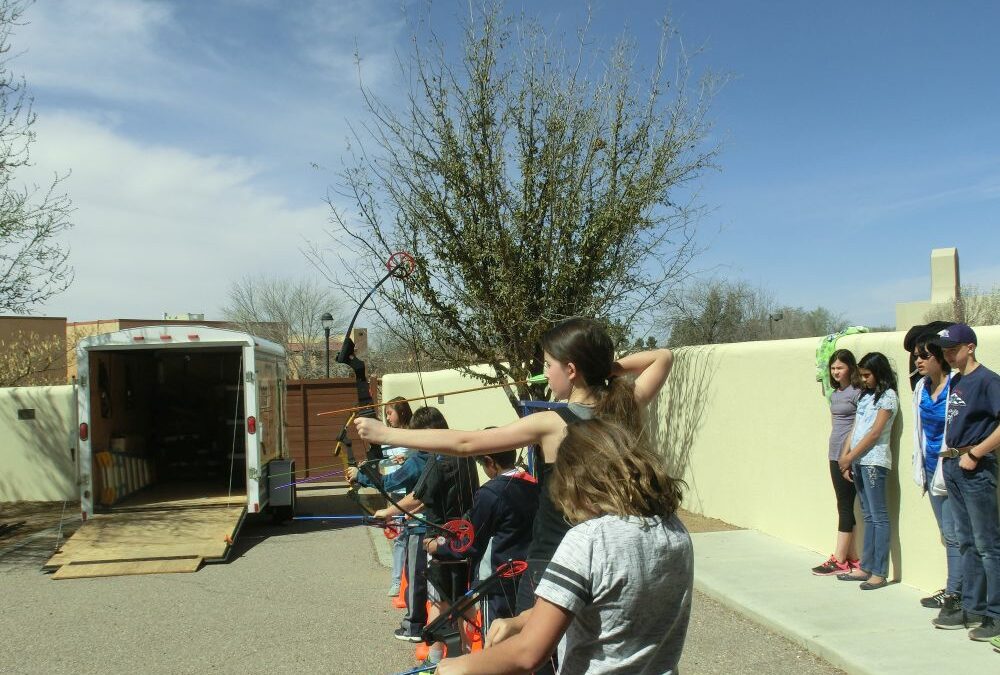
[44,487,246,579]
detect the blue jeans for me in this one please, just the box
[942,455,1000,618]
[853,463,890,578]
[928,492,962,595]
[391,530,407,591]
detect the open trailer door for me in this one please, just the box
[44,489,246,579]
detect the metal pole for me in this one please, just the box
[324,326,331,378]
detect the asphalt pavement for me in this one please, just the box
[1,491,850,674]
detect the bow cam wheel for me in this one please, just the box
[442,519,475,555]
[386,251,416,279]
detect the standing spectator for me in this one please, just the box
[812,349,863,576]
[837,352,899,590]
[908,333,961,615]
[928,324,1000,642]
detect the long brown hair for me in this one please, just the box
[549,419,684,525]
[386,396,413,428]
[829,349,862,390]
[540,317,641,433]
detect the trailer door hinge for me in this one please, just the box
[248,467,260,481]
[245,371,255,384]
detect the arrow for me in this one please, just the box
[317,374,548,418]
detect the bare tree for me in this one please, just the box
[309,4,722,399]
[221,276,348,379]
[0,330,65,386]
[661,279,774,346]
[926,284,1000,326]
[661,278,845,346]
[0,0,74,313]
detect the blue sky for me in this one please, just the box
[16,0,1000,329]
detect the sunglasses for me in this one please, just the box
[913,352,931,360]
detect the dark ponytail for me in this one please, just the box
[540,318,642,434]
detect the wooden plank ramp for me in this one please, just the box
[45,493,246,579]
[52,556,202,579]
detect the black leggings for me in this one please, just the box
[829,459,857,532]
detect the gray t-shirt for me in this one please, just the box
[535,513,693,674]
[829,385,861,460]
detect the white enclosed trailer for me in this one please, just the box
[46,325,294,578]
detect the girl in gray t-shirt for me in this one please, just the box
[811,349,863,577]
[435,419,691,675]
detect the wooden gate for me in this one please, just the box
[284,378,378,479]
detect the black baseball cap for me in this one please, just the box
[930,323,978,347]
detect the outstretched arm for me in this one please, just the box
[356,410,564,458]
[614,348,674,406]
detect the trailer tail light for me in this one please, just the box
[187,334,200,340]
[246,416,257,434]
[133,336,144,342]
[79,422,89,441]
[159,334,172,341]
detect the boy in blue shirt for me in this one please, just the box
[929,324,1000,643]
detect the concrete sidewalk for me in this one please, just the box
[692,530,998,673]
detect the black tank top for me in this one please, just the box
[527,404,593,560]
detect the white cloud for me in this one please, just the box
[16,0,184,104]
[23,112,329,321]
[288,0,406,87]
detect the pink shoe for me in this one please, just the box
[848,559,861,570]
[812,555,851,576]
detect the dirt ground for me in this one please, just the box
[677,507,741,534]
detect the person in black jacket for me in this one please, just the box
[428,449,539,635]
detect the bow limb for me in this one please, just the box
[335,252,415,466]
[418,559,526,655]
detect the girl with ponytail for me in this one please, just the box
[356,317,674,671]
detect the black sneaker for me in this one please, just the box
[932,607,984,630]
[393,627,422,643]
[969,616,1000,642]
[920,588,948,608]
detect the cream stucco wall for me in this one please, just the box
[0,385,78,501]
[381,366,521,432]
[653,326,1000,593]
[381,327,1000,594]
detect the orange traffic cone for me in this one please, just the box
[467,609,484,653]
[415,641,429,662]
[392,569,408,609]
[415,643,446,663]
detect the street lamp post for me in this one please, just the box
[321,312,334,378]
[768,312,784,337]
